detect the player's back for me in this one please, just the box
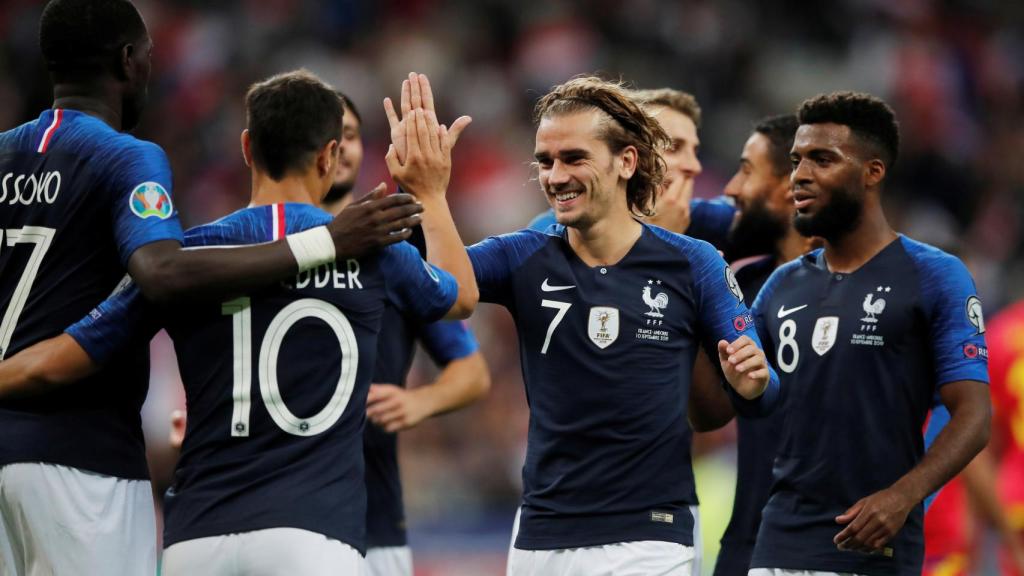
[162,203,455,554]
[0,109,181,479]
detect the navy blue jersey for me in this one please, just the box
[527,197,736,247]
[715,255,781,576]
[468,223,779,550]
[749,236,989,575]
[68,202,456,553]
[365,316,478,548]
[0,109,183,479]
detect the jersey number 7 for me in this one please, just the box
[0,227,56,360]
[222,297,358,437]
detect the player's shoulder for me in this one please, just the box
[645,222,718,261]
[475,226,558,256]
[761,251,812,291]
[897,235,964,271]
[184,203,330,248]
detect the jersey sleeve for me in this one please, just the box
[689,240,780,416]
[104,139,184,266]
[417,320,480,365]
[687,197,735,250]
[467,235,515,306]
[916,250,990,387]
[64,281,160,366]
[381,242,458,323]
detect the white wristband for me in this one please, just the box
[286,226,336,272]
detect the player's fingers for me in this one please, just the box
[405,106,422,159]
[417,109,439,156]
[717,339,731,361]
[447,115,472,148]
[835,499,864,525]
[409,72,422,109]
[401,79,411,117]
[419,73,435,113]
[745,368,770,382]
[384,98,400,133]
[727,344,758,365]
[734,356,765,373]
[351,182,389,206]
[377,198,424,223]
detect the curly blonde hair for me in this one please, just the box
[534,76,669,217]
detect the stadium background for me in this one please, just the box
[2,0,1023,573]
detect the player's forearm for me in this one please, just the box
[0,334,97,398]
[418,196,479,319]
[129,240,299,304]
[892,383,991,505]
[415,352,490,419]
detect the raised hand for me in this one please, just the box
[717,335,770,399]
[327,183,423,256]
[383,73,471,167]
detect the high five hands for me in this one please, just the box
[383,72,472,198]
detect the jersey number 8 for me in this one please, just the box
[777,319,799,373]
[222,297,358,437]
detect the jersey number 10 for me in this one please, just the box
[222,297,358,437]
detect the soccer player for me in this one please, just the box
[748,92,991,575]
[321,88,492,576]
[528,87,735,243]
[712,113,816,576]
[0,1,420,573]
[460,76,779,575]
[1,69,475,575]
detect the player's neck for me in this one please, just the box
[567,209,643,267]
[249,170,322,207]
[822,202,897,273]
[52,82,123,131]
[774,227,811,267]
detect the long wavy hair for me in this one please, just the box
[534,76,669,217]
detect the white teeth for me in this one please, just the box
[555,191,581,202]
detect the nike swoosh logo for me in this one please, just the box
[541,278,575,292]
[777,304,808,318]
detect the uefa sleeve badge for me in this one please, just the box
[129,181,174,220]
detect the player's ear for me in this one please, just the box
[240,130,252,168]
[316,139,339,178]
[115,43,133,81]
[864,157,886,189]
[619,145,638,180]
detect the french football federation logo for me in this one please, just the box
[643,279,668,318]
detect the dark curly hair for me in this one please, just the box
[754,114,799,177]
[797,91,900,170]
[40,0,146,79]
[246,69,344,181]
[534,76,669,217]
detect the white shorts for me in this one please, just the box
[508,540,695,576]
[507,505,701,576]
[0,462,156,576]
[364,546,413,576]
[162,527,363,576]
[749,565,868,569]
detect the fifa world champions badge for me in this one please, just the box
[129,181,173,219]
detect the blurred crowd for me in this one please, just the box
[2,0,1023,572]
